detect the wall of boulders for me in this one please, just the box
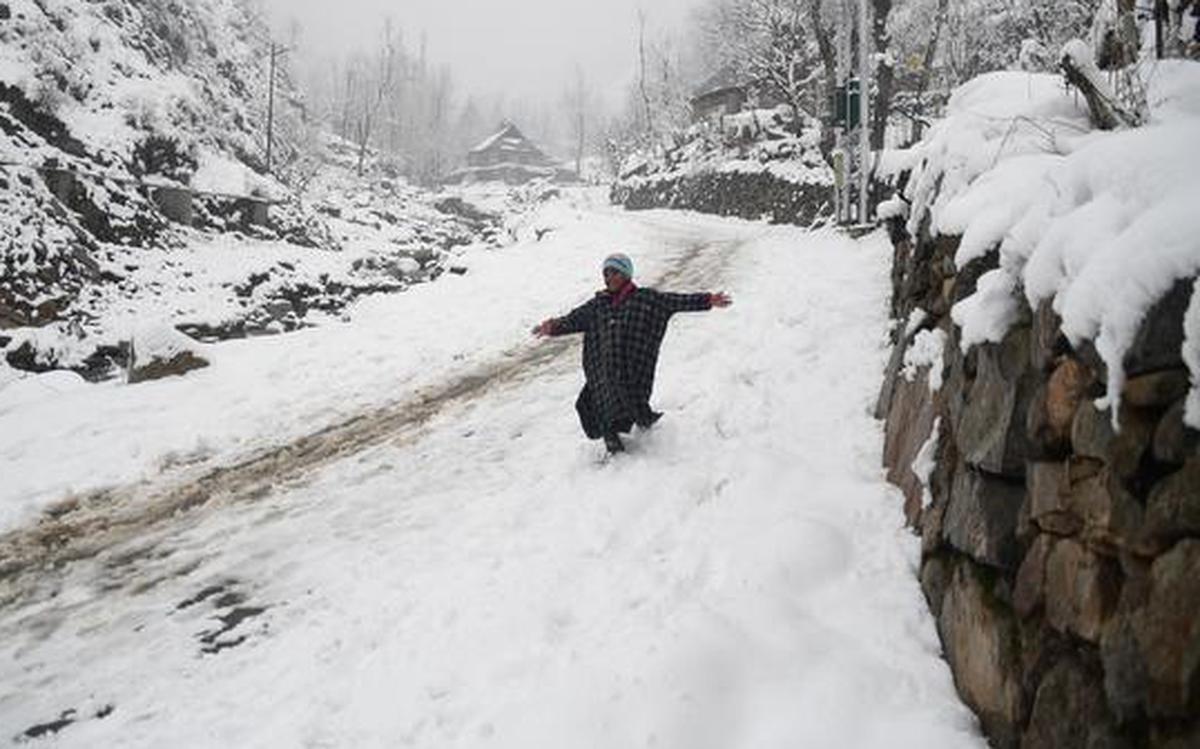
[877,218,1200,748]
[610,170,831,226]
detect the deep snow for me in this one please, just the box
[0,205,982,747]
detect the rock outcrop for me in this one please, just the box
[879,222,1200,748]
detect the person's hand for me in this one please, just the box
[532,318,557,337]
[709,292,733,308]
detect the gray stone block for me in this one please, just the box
[944,465,1024,570]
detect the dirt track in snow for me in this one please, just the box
[0,227,739,608]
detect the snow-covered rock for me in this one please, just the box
[127,323,209,384]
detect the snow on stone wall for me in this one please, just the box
[903,62,1200,423]
[611,114,834,226]
[878,60,1200,749]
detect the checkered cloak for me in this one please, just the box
[551,287,712,437]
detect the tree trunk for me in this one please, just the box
[1061,46,1128,130]
[356,112,372,177]
[575,111,585,177]
[637,10,653,142]
[806,0,838,158]
[1096,0,1141,69]
[911,0,949,143]
[869,0,894,151]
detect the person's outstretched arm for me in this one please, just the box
[655,290,733,314]
[532,298,596,337]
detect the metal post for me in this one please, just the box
[858,0,870,225]
[267,48,277,172]
[266,43,278,174]
[837,0,852,224]
[1154,0,1166,59]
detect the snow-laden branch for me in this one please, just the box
[1059,39,1141,129]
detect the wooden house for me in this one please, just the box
[690,69,749,123]
[446,122,574,185]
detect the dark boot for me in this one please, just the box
[603,432,625,454]
[635,407,662,429]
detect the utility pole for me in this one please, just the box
[831,0,874,226]
[858,0,870,225]
[1154,0,1167,59]
[836,0,851,224]
[266,42,288,174]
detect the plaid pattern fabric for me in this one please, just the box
[553,288,711,434]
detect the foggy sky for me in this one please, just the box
[261,0,704,110]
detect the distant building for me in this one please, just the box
[690,69,749,123]
[445,121,575,185]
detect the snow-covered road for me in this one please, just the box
[0,206,983,747]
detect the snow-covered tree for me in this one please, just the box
[695,0,829,122]
[299,20,469,184]
[884,0,1100,143]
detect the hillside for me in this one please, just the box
[0,0,297,321]
[0,0,524,383]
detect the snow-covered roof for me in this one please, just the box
[469,122,544,157]
[692,68,748,100]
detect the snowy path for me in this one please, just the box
[0,211,982,747]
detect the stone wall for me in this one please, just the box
[610,170,831,226]
[878,220,1200,748]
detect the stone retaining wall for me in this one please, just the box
[878,219,1200,748]
[610,170,831,226]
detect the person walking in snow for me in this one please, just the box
[532,253,732,454]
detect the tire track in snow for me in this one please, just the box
[0,230,743,607]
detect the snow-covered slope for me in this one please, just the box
[0,0,534,383]
[0,0,297,171]
[0,194,633,532]
[0,0,300,362]
[0,0,299,286]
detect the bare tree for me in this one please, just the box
[301,17,475,184]
[344,21,399,176]
[869,0,895,150]
[908,0,949,141]
[698,0,817,121]
[637,8,654,140]
[562,64,592,177]
[1093,0,1141,69]
[806,0,838,115]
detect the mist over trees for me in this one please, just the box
[286,17,610,185]
[601,0,1124,165]
[273,0,1196,185]
[293,24,467,184]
